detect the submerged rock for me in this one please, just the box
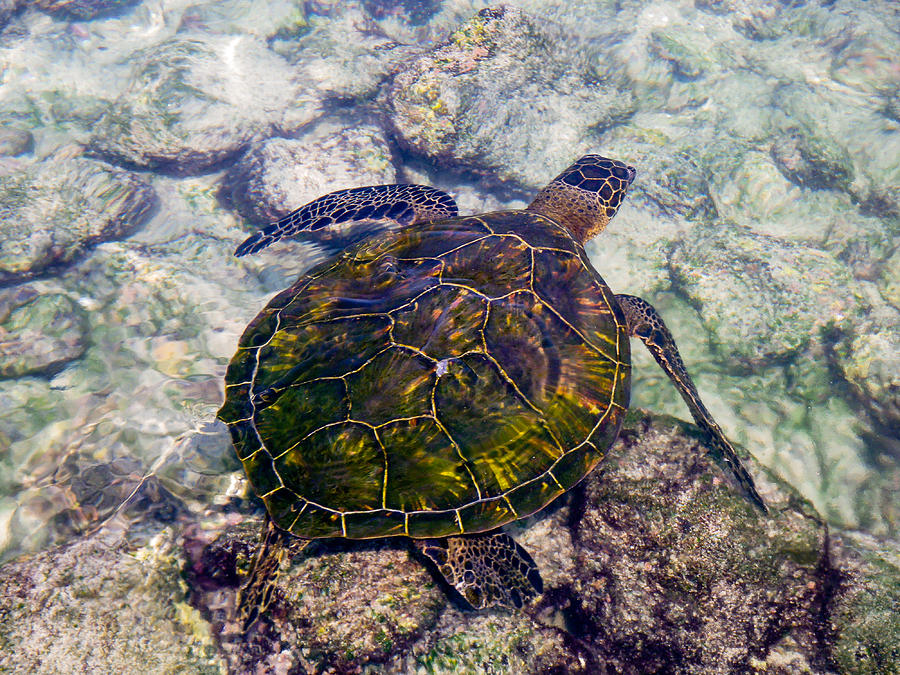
[0,156,157,284]
[649,26,716,81]
[221,121,397,224]
[176,0,310,40]
[396,609,576,673]
[829,305,900,452]
[0,128,33,157]
[179,418,898,673]
[279,6,425,103]
[33,0,139,20]
[771,127,855,191]
[187,524,446,673]
[604,134,719,221]
[669,222,865,369]
[571,420,825,673]
[220,121,399,252]
[830,532,900,673]
[0,0,20,28]
[47,453,186,542]
[885,89,900,123]
[2,420,898,672]
[89,36,321,175]
[385,6,635,188]
[706,148,853,244]
[830,32,900,96]
[0,285,88,378]
[0,528,224,674]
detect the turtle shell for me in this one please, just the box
[218,210,631,540]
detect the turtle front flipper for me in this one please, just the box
[616,294,768,514]
[234,184,458,256]
[238,516,310,632]
[415,533,543,610]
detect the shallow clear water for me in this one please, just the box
[0,0,897,580]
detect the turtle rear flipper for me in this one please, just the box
[415,532,543,610]
[239,517,310,632]
[235,184,459,257]
[616,293,768,513]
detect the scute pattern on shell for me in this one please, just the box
[219,211,630,540]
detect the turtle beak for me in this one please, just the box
[625,165,637,185]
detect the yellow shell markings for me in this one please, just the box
[255,288,620,511]
[229,215,630,538]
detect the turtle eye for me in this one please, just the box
[252,387,281,409]
[374,256,402,284]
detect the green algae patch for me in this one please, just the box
[831,535,900,674]
[410,612,574,674]
[570,415,834,671]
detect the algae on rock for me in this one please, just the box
[2,419,898,673]
[385,6,635,188]
[177,418,900,674]
[0,528,224,674]
[0,286,88,379]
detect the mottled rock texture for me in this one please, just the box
[0,528,224,674]
[0,156,156,284]
[89,36,321,174]
[0,286,88,378]
[0,128,33,157]
[385,6,635,188]
[828,308,900,457]
[669,222,865,368]
[33,0,139,20]
[281,7,425,102]
[771,127,854,191]
[181,418,898,674]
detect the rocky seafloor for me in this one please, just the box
[0,0,898,672]
[2,418,899,673]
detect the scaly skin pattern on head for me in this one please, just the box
[234,184,459,257]
[526,154,637,244]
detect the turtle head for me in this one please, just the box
[526,155,636,243]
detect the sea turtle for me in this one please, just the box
[218,155,766,628]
